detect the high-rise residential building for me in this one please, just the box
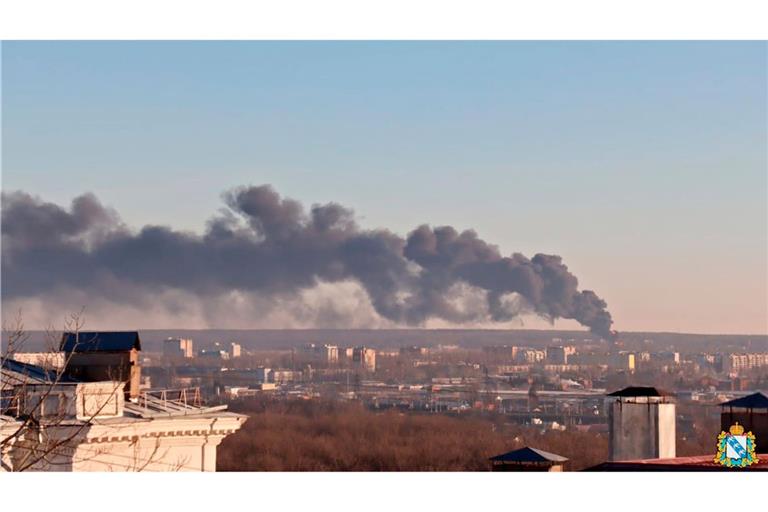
[254,367,271,382]
[400,346,429,357]
[163,337,194,358]
[609,351,636,371]
[299,343,339,364]
[725,353,768,373]
[546,346,575,365]
[653,351,680,365]
[516,348,546,364]
[482,345,518,361]
[229,342,242,359]
[352,346,376,372]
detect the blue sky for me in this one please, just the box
[2,41,766,333]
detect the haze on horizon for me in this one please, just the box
[1,41,766,335]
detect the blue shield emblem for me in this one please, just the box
[715,423,758,468]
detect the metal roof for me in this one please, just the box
[720,392,768,409]
[586,454,768,471]
[607,386,672,397]
[60,331,141,353]
[124,397,229,418]
[1,358,78,390]
[489,447,568,463]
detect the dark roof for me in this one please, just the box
[1,358,78,384]
[607,386,672,398]
[585,454,768,472]
[60,331,141,353]
[720,392,768,409]
[489,447,568,463]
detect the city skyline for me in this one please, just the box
[2,41,766,334]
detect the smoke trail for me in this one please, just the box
[1,185,613,336]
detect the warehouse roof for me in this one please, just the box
[60,331,141,352]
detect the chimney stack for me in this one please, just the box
[607,386,676,461]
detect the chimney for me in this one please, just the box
[607,386,676,461]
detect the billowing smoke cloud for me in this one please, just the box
[1,186,613,337]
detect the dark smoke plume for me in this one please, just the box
[1,186,613,337]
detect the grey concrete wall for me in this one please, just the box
[609,400,676,461]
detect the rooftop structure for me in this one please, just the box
[2,331,246,472]
[489,446,568,472]
[7,352,65,370]
[720,391,768,444]
[607,386,672,399]
[720,391,768,409]
[60,331,141,399]
[607,386,676,461]
[61,331,141,352]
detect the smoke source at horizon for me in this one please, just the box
[1,185,613,337]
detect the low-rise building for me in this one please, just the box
[1,331,245,472]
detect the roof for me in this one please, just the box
[489,447,568,463]
[720,392,768,409]
[60,331,141,353]
[586,454,768,472]
[607,386,671,398]
[1,358,78,389]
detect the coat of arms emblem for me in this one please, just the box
[714,423,758,468]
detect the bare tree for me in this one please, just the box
[0,310,172,472]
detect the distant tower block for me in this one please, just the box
[607,386,676,461]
